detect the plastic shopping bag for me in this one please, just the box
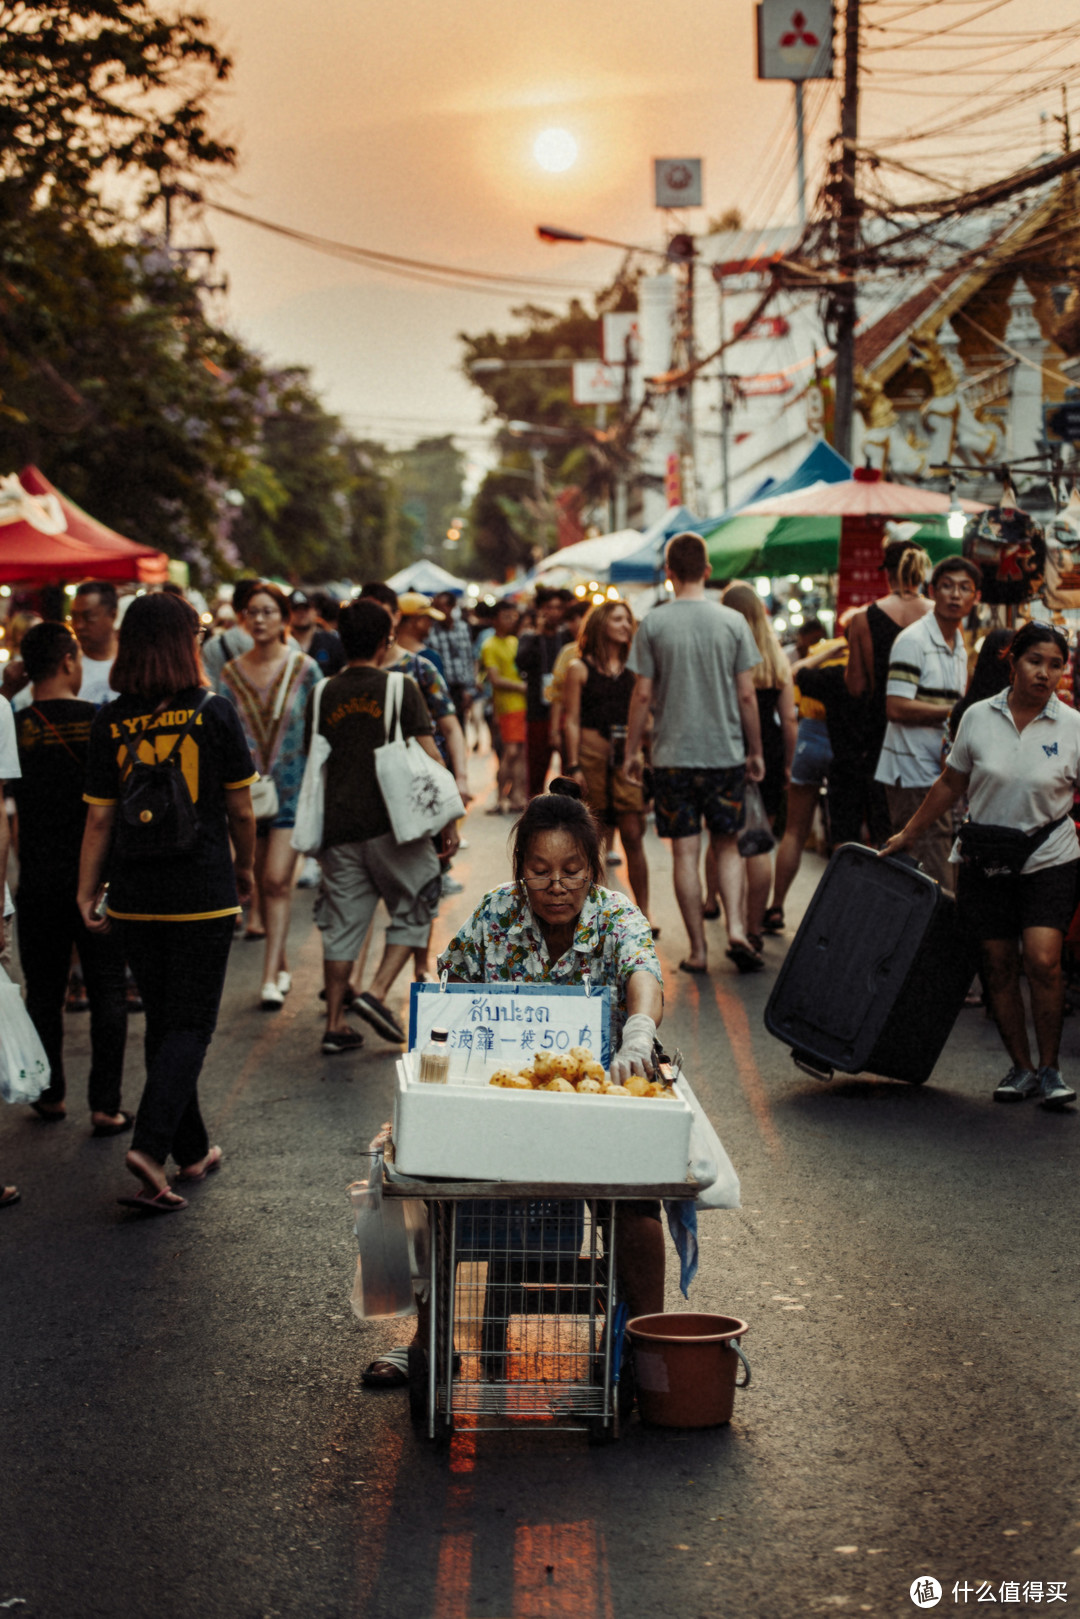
[348,1149,428,1319]
[291,679,330,855]
[737,780,775,858]
[0,966,49,1104]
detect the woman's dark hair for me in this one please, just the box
[511,777,603,891]
[245,581,291,643]
[111,593,205,700]
[948,628,1013,738]
[20,621,78,683]
[360,581,399,614]
[339,599,392,661]
[1009,621,1068,666]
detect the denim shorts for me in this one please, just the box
[651,765,746,841]
[790,717,832,787]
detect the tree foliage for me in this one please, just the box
[395,435,465,557]
[459,276,639,577]
[0,0,234,219]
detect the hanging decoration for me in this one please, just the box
[962,484,1045,606]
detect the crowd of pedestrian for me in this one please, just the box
[3,521,1080,1213]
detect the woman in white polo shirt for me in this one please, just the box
[882,622,1079,1110]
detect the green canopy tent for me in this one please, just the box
[703,511,963,580]
[701,474,986,581]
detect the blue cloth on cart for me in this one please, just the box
[664,1200,699,1298]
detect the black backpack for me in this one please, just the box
[114,692,213,862]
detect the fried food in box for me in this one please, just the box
[485,1045,678,1098]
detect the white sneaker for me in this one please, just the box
[260,981,284,1009]
[277,971,292,996]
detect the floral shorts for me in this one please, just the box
[651,765,747,841]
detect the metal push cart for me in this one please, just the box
[383,1170,701,1445]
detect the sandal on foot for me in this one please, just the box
[361,1345,410,1388]
[30,1101,66,1123]
[0,1185,20,1208]
[762,906,785,934]
[175,1145,222,1184]
[702,905,721,921]
[726,943,765,974]
[91,1111,134,1138]
[678,959,709,976]
[117,1186,187,1216]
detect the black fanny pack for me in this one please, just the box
[956,814,1068,879]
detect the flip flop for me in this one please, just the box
[0,1185,20,1208]
[678,959,710,976]
[726,944,765,974]
[762,906,785,934]
[361,1345,410,1388]
[175,1145,222,1184]
[117,1186,187,1216]
[30,1101,66,1123]
[91,1111,135,1138]
[702,906,721,921]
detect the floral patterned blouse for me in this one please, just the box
[438,882,662,1043]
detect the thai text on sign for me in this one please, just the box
[408,982,612,1070]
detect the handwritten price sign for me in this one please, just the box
[408,982,612,1072]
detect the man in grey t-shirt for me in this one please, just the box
[624,532,765,974]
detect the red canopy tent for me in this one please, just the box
[0,467,169,584]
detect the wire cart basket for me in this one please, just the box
[385,1174,698,1445]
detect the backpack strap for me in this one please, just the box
[117,690,214,777]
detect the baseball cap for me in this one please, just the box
[398,591,446,621]
[289,590,311,608]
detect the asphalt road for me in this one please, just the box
[2,759,1077,1619]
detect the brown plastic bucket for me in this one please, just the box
[626,1313,750,1428]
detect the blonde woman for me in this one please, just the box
[562,599,652,927]
[709,584,797,949]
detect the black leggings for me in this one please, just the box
[120,917,235,1168]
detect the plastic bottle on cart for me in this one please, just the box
[418,1027,451,1084]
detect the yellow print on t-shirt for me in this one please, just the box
[110,709,204,803]
[326,694,383,724]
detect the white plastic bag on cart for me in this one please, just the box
[0,965,49,1105]
[675,1077,741,1211]
[348,1149,428,1319]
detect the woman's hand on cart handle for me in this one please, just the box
[611,1012,657,1085]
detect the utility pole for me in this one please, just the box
[833,0,861,462]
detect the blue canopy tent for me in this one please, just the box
[609,439,852,585]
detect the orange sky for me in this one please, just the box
[197,0,1068,455]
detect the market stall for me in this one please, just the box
[12,466,168,583]
[351,981,740,1445]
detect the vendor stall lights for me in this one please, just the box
[755,578,771,597]
[800,578,814,593]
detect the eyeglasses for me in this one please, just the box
[522,871,590,890]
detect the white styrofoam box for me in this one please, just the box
[392,1052,693,1184]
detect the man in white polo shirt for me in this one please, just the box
[875,557,980,889]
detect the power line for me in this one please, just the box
[204,200,604,298]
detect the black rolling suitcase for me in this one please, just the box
[764,844,977,1085]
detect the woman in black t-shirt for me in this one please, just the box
[78,594,257,1215]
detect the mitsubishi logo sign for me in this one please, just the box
[757,0,834,80]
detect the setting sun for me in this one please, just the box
[533,127,579,173]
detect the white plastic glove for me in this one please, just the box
[610,1012,657,1086]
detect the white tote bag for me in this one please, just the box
[290,677,330,855]
[374,670,465,845]
[0,965,50,1104]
